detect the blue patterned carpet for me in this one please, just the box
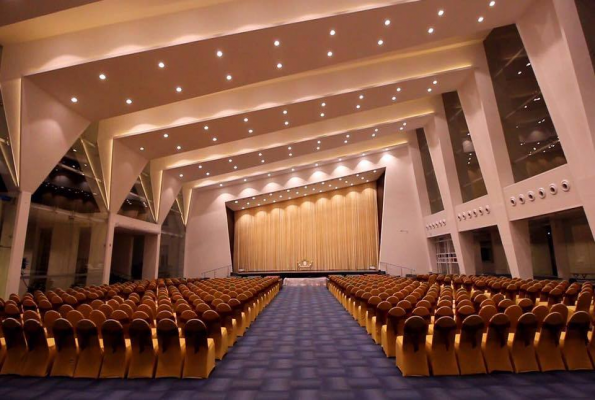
[0,286,594,399]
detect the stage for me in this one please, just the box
[231,269,384,279]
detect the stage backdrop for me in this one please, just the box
[233,182,379,272]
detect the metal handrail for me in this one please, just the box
[201,265,232,279]
[378,262,416,277]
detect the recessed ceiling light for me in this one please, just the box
[330,29,336,36]
[403,122,407,126]
[284,121,289,126]
[234,200,238,204]
[261,160,265,163]
[288,146,292,150]
[344,140,348,144]
[377,39,384,46]
[248,129,253,134]
[274,40,280,47]
[346,134,350,138]
[372,133,376,137]
[216,50,223,57]
[384,19,391,26]
[359,94,364,100]
[206,172,210,176]
[99,74,106,80]
[315,163,319,167]
[158,62,165,68]
[478,16,484,23]
[392,96,397,101]
[179,174,184,178]
[198,165,202,169]
[397,87,402,92]
[228,159,233,163]
[242,207,245,210]
[71,97,78,103]
[320,113,325,117]
[291,168,295,172]
[258,153,262,156]
[356,105,361,109]
[268,173,271,177]
[277,63,283,69]
[176,145,182,150]
[321,102,326,107]
[219,183,223,187]
[140,147,145,151]
[400,127,404,131]
[244,117,249,122]
[327,51,333,57]
[339,158,343,161]
[428,27,434,34]
[126,99,132,104]
[438,10,444,16]
[176,86,182,93]
[204,126,209,131]
[243,178,247,182]
[289,153,293,157]
[212,137,217,141]
[283,110,288,115]
[316,147,320,150]
[427,88,432,92]
[489,1,496,6]
[226,74,232,81]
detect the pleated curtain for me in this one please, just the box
[233,182,379,271]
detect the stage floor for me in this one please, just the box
[232,269,382,279]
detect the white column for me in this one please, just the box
[4,192,31,296]
[142,233,161,279]
[102,212,117,284]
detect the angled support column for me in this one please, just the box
[102,212,117,284]
[458,50,533,279]
[517,0,595,238]
[423,107,476,275]
[3,192,31,296]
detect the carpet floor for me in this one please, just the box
[0,286,594,399]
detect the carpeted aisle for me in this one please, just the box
[0,286,594,399]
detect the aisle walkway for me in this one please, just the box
[0,286,594,399]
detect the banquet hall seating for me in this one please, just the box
[0,275,281,379]
[328,273,595,377]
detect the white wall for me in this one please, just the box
[184,145,431,277]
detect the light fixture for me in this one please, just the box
[204,125,209,130]
[316,147,320,150]
[248,129,253,134]
[216,50,223,57]
[274,40,280,47]
[438,9,444,16]
[219,183,223,187]
[400,127,404,131]
[317,140,321,144]
[244,117,249,122]
[243,178,247,182]
[392,96,397,101]
[478,16,484,23]
[179,174,184,178]
[428,27,434,34]
[158,62,165,68]
[315,163,319,167]
[327,51,333,57]
[489,1,496,6]
[176,145,182,150]
[346,134,350,138]
[433,80,438,85]
[320,113,325,117]
[291,168,295,172]
[384,19,391,26]
[261,160,265,163]
[206,172,210,176]
[198,165,202,169]
[140,147,145,151]
[321,102,326,107]
[288,146,292,150]
[277,63,283,69]
[228,159,233,162]
[283,109,288,115]
[284,121,289,126]
[234,200,238,204]
[330,29,336,36]
[126,99,132,104]
[71,97,78,103]
[212,137,217,141]
[176,86,182,93]
[377,39,384,46]
[99,73,106,80]
[344,140,348,144]
[226,74,232,81]
[427,88,432,92]
[396,87,402,92]
[356,105,361,109]
[268,173,271,177]
[372,133,376,137]
[359,94,364,100]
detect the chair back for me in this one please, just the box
[402,316,428,353]
[101,320,126,354]
[514,313,538,347]
[486,313,511,348]
[184,319,209,354]
[431,316,457,351]
[387,306,406,336]
[460,315,485,349]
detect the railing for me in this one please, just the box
[378,262,416,277]
[21,269,104,292]
[201,264,232,279]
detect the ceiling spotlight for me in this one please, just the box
[248,129,253,134]
[258,153,262,156]
[274,40,280,47]
[179,174,184,178]
[359,94,364,100]
[291,168,295,172]
[198,165,202,169]
[397,87,402,92]
[216,50,223,57]
[268,173,271,177]
[234,166,238,169]
[212,137,217,141]
[284,121,289,126]
[377,39,384,46]
[261,160,265,163]
[344,140,348,144]
[317,140,321,144]
[478,16,484,23]
[321,102,326,107]
[219,183,223,187]
[243,178,247,182]
[433,80,438,85]
[176,145,182,150]
[392,96,397,102]
[428,27,434,34]
[244,117,249,122]
[283,109,288,115]
[327,51,333,57]
[99,73,106,80]
[176,86,182,92]
[356,105,361,109]
[158,62,165,68]
[400,127,404,131]
[316,147,320,150]
[372,133,376,137]
[288,146,292,150]
[320,113,325,117]
[438,10,444,16]
[289,153,293,157]
[140,147,145,151]
[384,19,391,26]
[489,1,496,6]
[228,159,233,163]
[277,63,283,69]
[163,133,169,138]
[346,134,350,138]
[315,163,319,167]
[330,29,336,36]
[71,97,78,103]
[234,200,238,204]
[403,122,407,126]
[427,88,433,92]
[206,172,210,176]
[126,99,132,104]
[204,126,209,130]
[226,74,232,81]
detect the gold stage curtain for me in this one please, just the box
[233,182,379,272]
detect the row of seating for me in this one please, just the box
[328,274,595,376]
[0,276,281,378]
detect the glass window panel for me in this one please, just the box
[484,24,567,182]
[416,128,444,214]
[443,91,488,202]
[473,226,510,276]
[159,207,185,278]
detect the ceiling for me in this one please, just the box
[0,0,537,220]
